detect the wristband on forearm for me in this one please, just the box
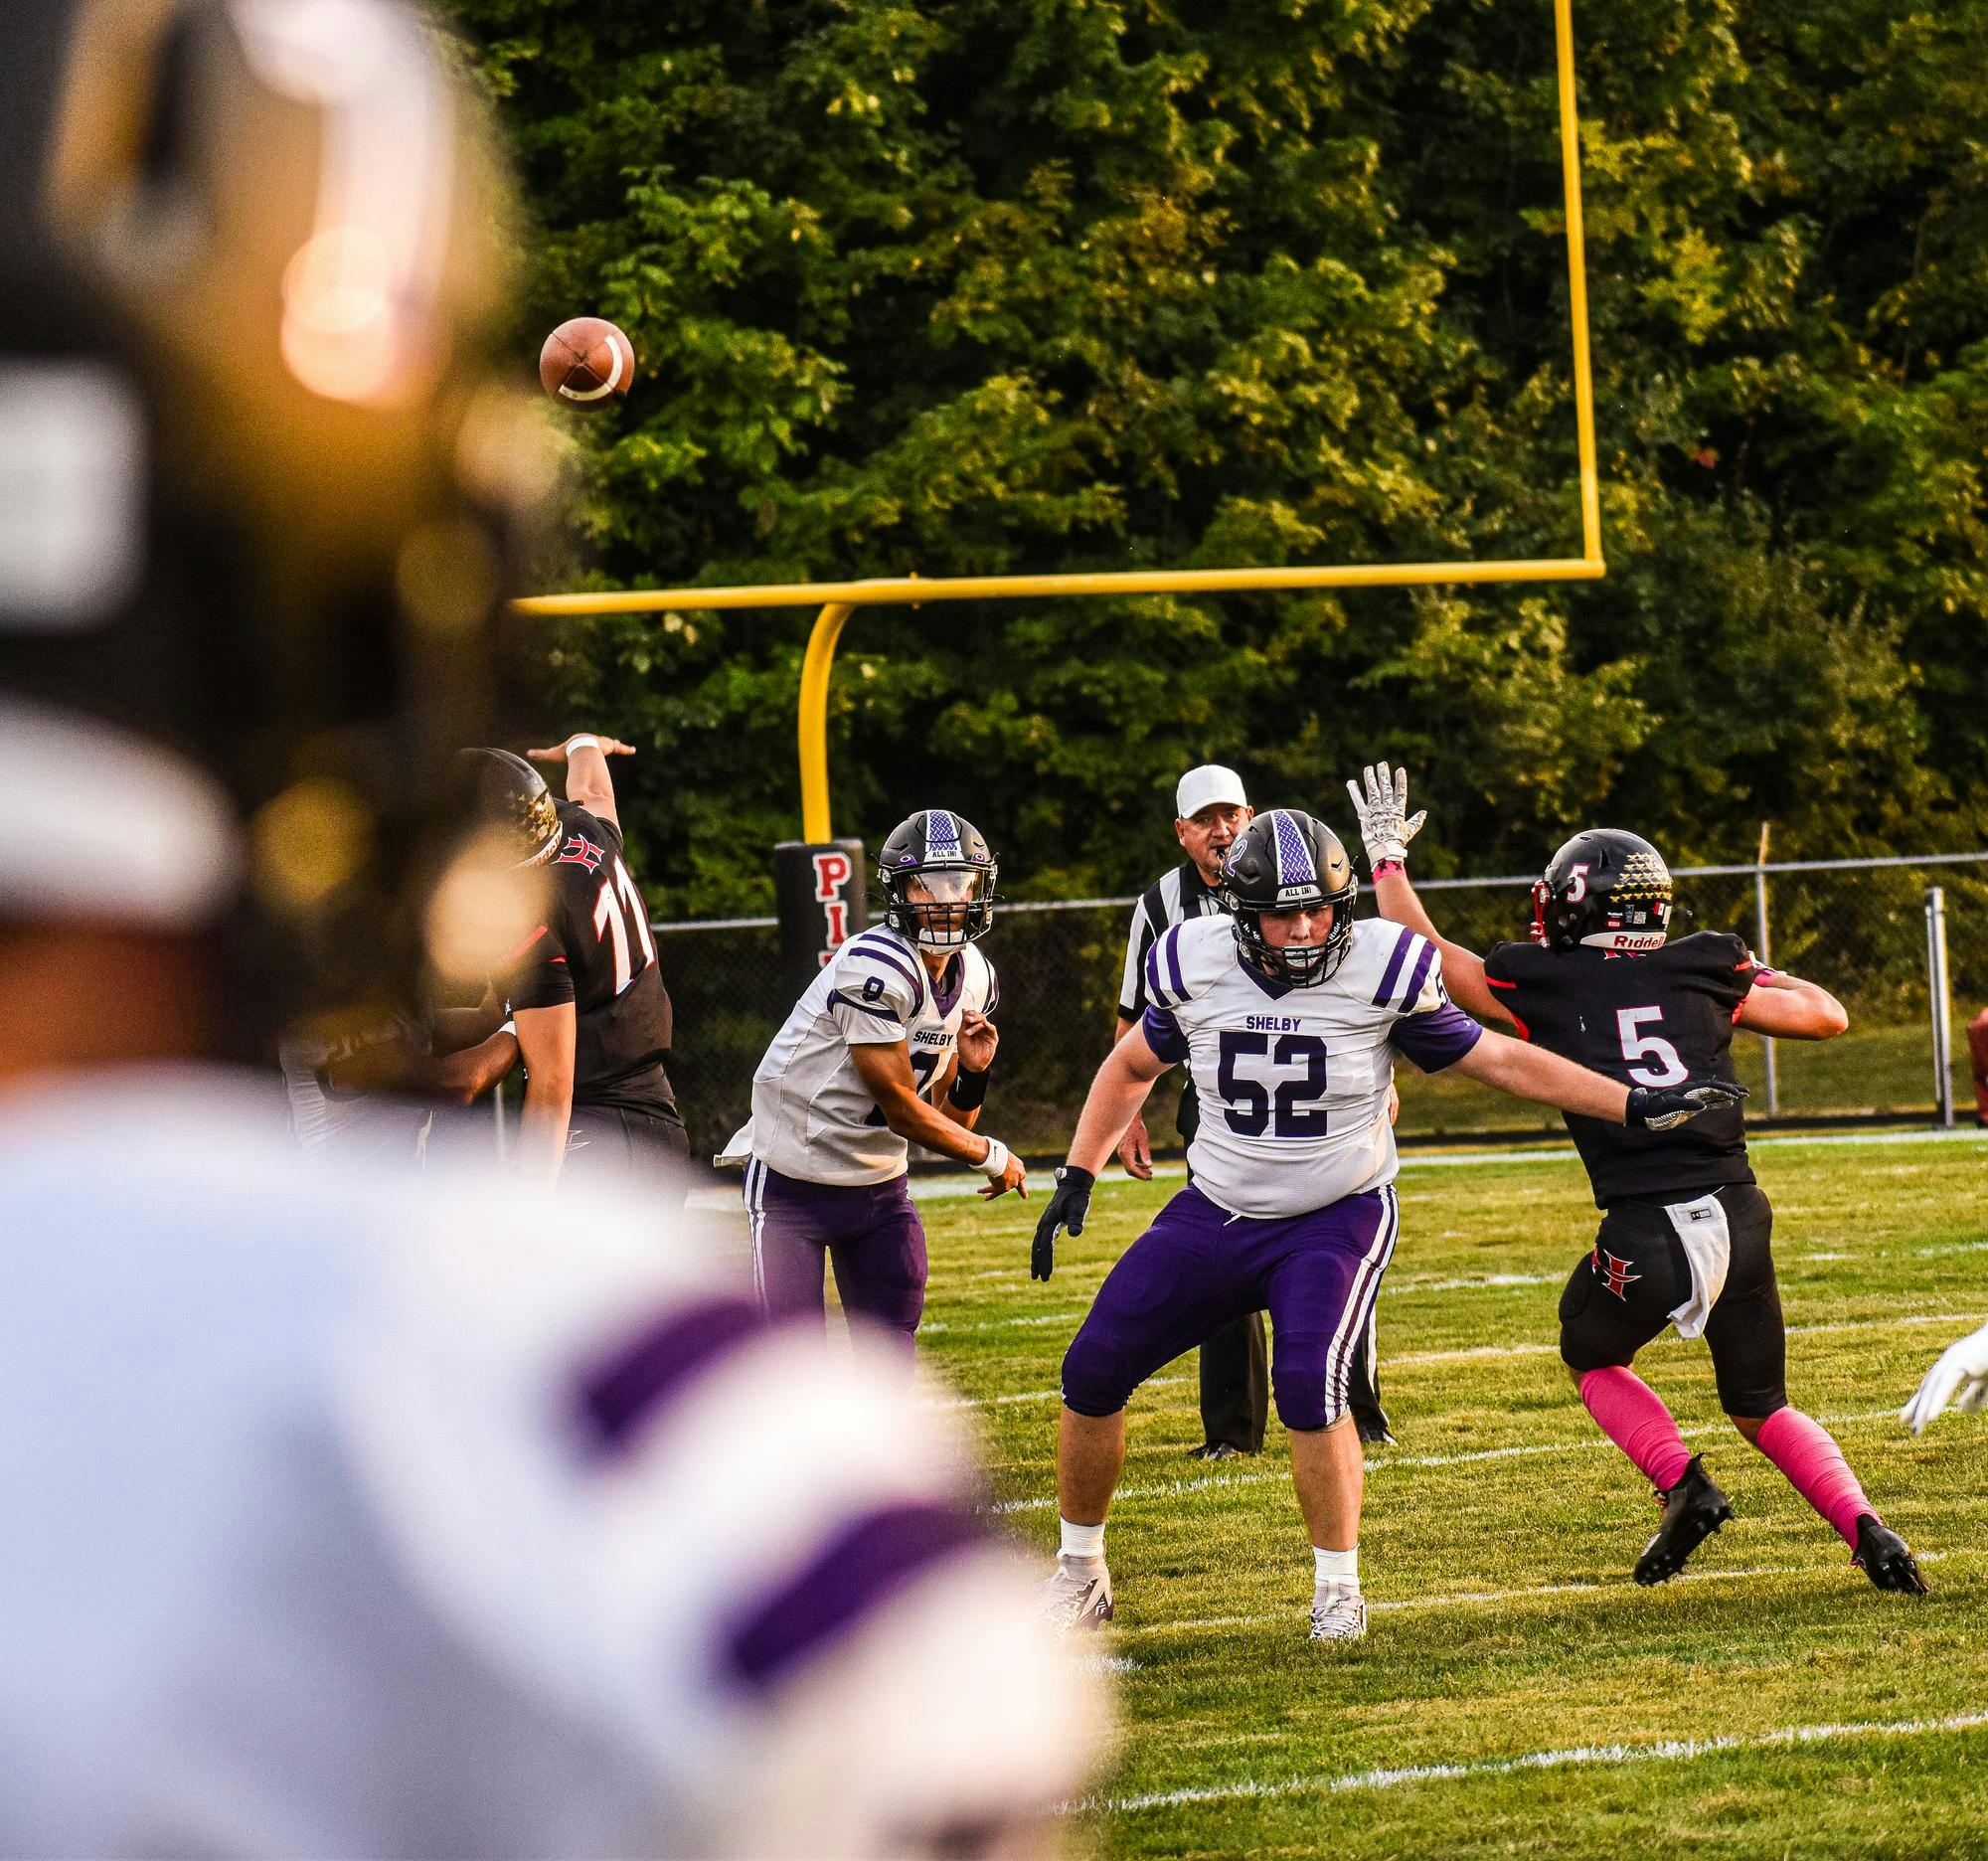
[977,1135,1012,1179]
[1373,857,1405,879]
[564,733,600,755]
[948,1064,990,1109]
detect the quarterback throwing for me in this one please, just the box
[1030,808,1741,1642]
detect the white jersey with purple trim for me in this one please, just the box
[1140,914,1484,1217]
[747,927,997,1186]
[0,1072,1098,1858]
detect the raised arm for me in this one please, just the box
[527,732,634,832]
[1345,761,1511,1028]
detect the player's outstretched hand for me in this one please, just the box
[1344,761,1428,870]
[1032,1165,1093,1280]
[1624,1080,1747,1131]
[526,734,636,761]
[1903,1318,1988,1435]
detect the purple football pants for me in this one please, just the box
[744,1158,927,1357]
[1062,1181,1400,1431]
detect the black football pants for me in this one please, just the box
[1558,1181,1787,1418]
[564,1101,692,1197]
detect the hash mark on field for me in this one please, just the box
[987,1407,1905,1513]
[1079,1708,1988,1814]
[1390,1309,1988,1369]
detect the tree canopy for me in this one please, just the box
[447,0,1988,914]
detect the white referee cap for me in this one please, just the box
[1175,763,1248,820]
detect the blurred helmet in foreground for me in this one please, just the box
[0,0,557,1050]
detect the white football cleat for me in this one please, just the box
[1307,1590,1368,1643]
[1037,1558,1114,1634]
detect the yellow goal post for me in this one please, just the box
[514,0,1603,844]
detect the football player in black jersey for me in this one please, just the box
[465,738,687,1187]
[1346,763,1927,1597]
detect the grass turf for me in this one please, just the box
[911,1133,1988,1859]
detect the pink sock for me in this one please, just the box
[1754,1407,1874,1547]
[1579,1367,1693,1492]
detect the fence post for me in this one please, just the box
[1753,823,1779,1115]
[1926,886,1954,1128]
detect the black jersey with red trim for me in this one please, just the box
[503,801,677,1114]
[1481,930,1762,1207]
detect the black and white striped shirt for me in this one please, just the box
[1117,860,1228,1022]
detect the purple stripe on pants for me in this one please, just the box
[747,1162,928,1356]
[1061,1182,1397,1430]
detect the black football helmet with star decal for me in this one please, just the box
[1531,829,1675,952]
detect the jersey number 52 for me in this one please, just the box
[1218,1031,1331,1137]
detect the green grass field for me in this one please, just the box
[911,1133,1988,1858]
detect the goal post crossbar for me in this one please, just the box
[514,0,1603,843]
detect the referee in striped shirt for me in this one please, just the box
[1114,764,1393,1453]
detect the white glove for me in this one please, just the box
[1902,1318,1988,1435]
[1343,761,1428,869]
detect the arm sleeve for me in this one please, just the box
[1388,941,1486,1072]
[1139,1004,1190,1066]
[1117,902,1154,1021]
[1697,931,1762,1012]
[827,944,923,1046]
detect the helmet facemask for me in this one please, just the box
[894,865,995,950]
[1232,888,1356,987]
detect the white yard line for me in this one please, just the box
[988,1404,1910,1514]
[1080,1708,1988,1814]
[1126,1548,1972,1639]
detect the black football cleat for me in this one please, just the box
[1633,1455,1735,1586]
[1853,1515,1929,1595]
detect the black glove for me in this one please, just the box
[1032,1164,1094,1281]
[1625,1080,1747,1131]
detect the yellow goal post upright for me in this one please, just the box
[515,0,1603,871]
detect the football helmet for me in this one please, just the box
[878,809,997,949]
[456,750,561,867]
[1219,808,1358,986]
[1531,829,1674,952]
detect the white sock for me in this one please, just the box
[1313,1546,1359,1594]
[1060,1517,1106,1562]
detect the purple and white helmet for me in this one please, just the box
[878,809,998,949]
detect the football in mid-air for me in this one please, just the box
[538,316,634,408]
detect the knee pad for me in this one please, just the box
[1060,1331,1134,1419]
[1270,1336,1337,1433]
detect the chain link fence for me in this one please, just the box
[654,856,1988,1161]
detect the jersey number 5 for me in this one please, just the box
[1616,1006,1687,1087]
[590,857,659,996]
[1218,1031,1331,1137]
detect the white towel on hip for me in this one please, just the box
[1665,1192,1732,1340]
[713,1117,755,1170]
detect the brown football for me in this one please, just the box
[538,316,634,407]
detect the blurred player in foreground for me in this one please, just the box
[1352,762,1926,1595]
[0,1,1100,1851]
[465,733,688,1188]
[1029,807,1741,1641]
[724,810,1028,1355]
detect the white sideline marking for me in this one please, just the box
[684,1123,1988,1213]
[1080,1709,1988,1814]
[1389,1309,1988,1370]
[1127,1549,1969,1638]
[988,1405,1907,1514]
[942,1309,1988,1419]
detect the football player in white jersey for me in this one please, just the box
[735,809,1029,1354]
[1029,808,1744,1642]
